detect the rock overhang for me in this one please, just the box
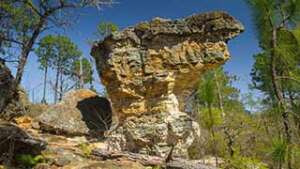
[91,11,244,55]
[90,11,244,156]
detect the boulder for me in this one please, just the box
[37,89,112,136]
[0,59,29,120]
[91,11,244,157]
[0,121,46,163]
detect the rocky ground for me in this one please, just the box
[0,114,217,169]
[0,89,217,169]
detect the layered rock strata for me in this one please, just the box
[91,11,244,157]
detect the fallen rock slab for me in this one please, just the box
[92,149,217,169]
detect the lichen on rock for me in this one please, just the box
[91,11,244,157]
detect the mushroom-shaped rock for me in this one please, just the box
[91,11,244,157]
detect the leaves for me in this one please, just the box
[36,35,82,73]
[269,138,287,164]
[96,21,119,38]
[71,58,93,84]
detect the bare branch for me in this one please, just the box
[0,36,24,46]
[23,0,43,17]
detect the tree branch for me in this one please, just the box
[276,76,300,84]
[23,0,43,17]
[0,36,24,46]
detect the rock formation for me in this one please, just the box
[91,11,244,157]
[1,116,217,169]
[37,89,112,136]
[0,59,29,120]
[0,59,14,109]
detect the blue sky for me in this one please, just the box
[21,0,261,102]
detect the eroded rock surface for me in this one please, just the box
[91,11,244,157]
[0,121,46,163]
[0,60,29,120]
[0,116,216,169]
[37,89,112,136]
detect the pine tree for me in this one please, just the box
[247,0,300,168]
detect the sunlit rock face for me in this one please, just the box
[91,11,244,157]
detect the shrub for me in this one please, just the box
[222,156,268,169]
[15,154,45,167]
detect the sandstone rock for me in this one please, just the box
[0,60,29,120]
[27,103,50,118]
[91,11,243,157]
[37,89,112,136]
[0,59,15,112]
[0,118,216,169]
[66,160,146,169]
[0,122,46,163]
[167,159,218,169]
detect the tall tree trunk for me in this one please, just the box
[208,104,218,166]
[54,66,60,104]
[59,67,63,101]
[1,16,47,115]
[270,28,292,169]
[15,16,47,86]
[41,66,48,104]
[214,72,235,157]
[79,56,84,88]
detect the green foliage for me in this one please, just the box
[197,70,216,107]
[222,156,268,169]
[193,68,254,161]
[36,35,82,102]
[0,0,112,86]
[249,1,300,101]
[197,68,240,109]
[36,35,82,74]
[248,0,300,168]
[199,108,223,129]
[96,21,119,37]
[0,0,39,57]
[269,138,287,165]
[15,154,45,167]
[35,35,55,70]
[71,58,93,85]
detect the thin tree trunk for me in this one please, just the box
[79,56,84,88]
[59,67,63,101]
[214,71,235,157]
[208,105,218,167]
[54,66,60,104]
[1,16,47,115]
[15,16,47,86]
[270,28,292,169]
[41,66,48,104]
